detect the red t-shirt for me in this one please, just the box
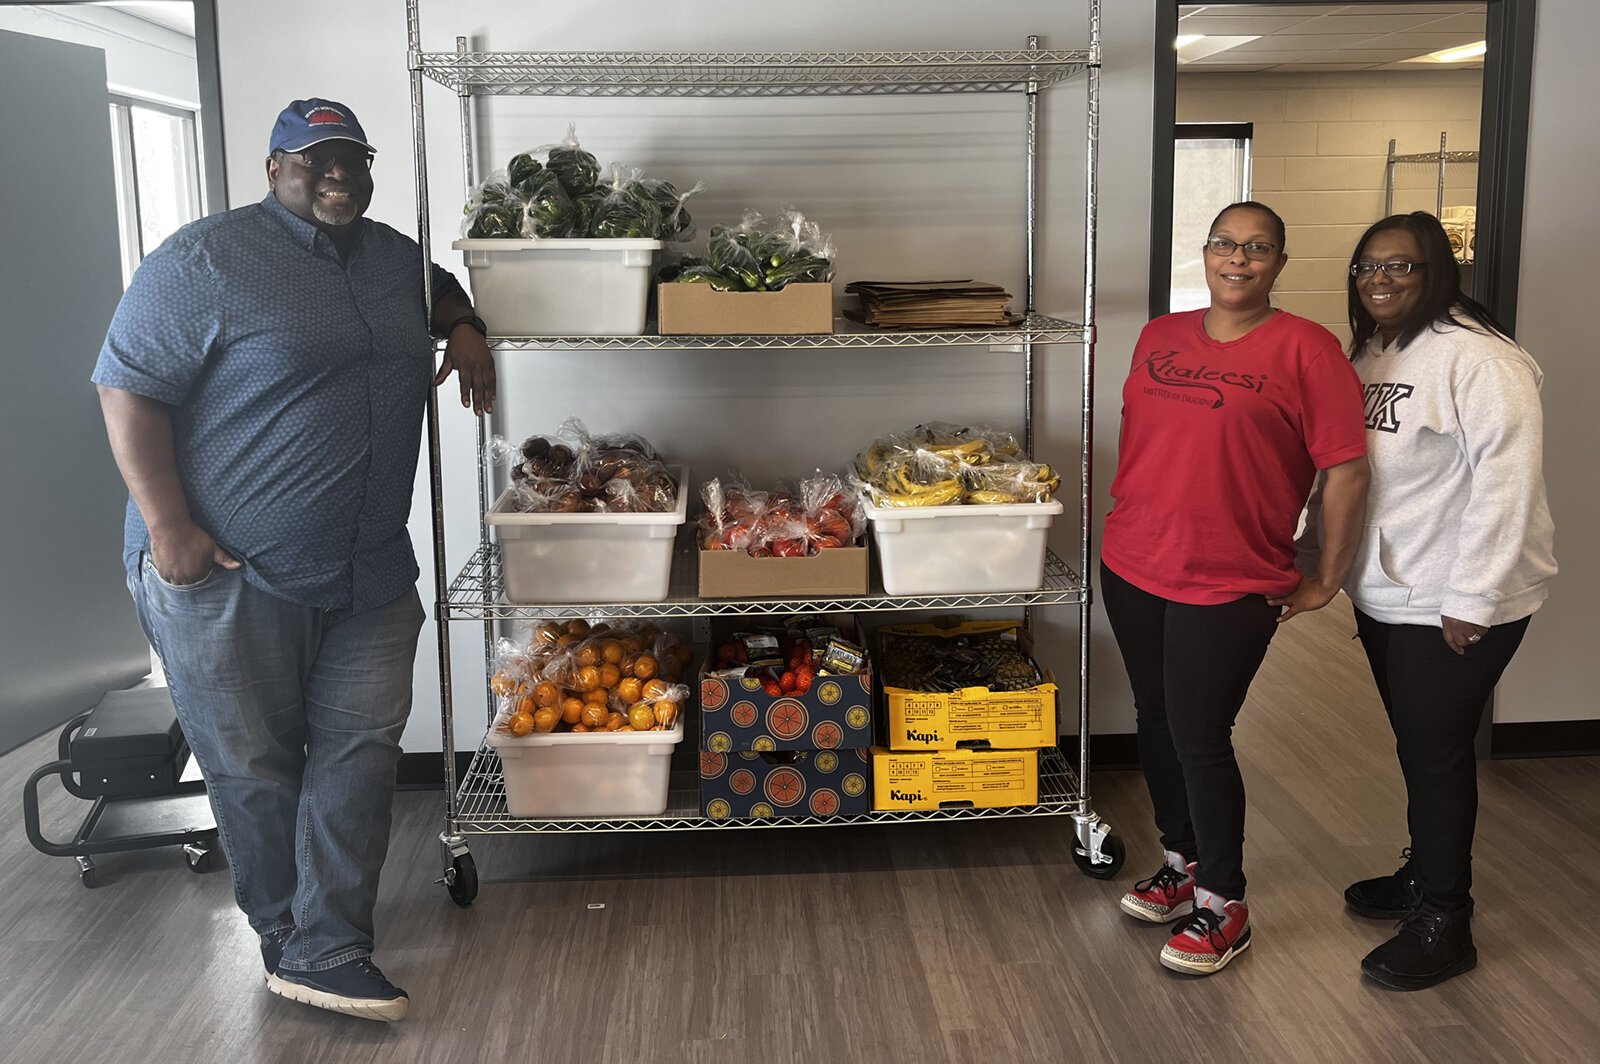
[1102,309,1367,605]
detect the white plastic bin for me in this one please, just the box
[864,497,1066,596]
[486,467,688,604]
[486,719,683,818]
[453,238,662,335]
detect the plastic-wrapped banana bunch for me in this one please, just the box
[866,448,964,507]
[962,460,1061,505]
[904,422,1023,467]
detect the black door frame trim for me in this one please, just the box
[1150,0,1537,335]
[0,0,228,214]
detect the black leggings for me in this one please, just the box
[1353,608,1530,903]
[1100,562,1280,900]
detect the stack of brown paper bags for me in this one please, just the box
[843,279,1021,329]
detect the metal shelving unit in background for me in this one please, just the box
[1385,131,1481,217]
[405,0,1119,905]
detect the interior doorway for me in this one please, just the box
[1149,0,1536,335]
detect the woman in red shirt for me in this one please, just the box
[1103,202,1370,976]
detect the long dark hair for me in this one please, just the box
[1347,211,1507,353]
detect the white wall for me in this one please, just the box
[214,0,1155,756]
[1178,68,1482,345]
[0,4,198,106]
[1494,0,1598,725]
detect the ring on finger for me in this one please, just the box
[1468,632,1483,643]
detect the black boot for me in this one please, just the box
[1360,898,1476,991]
[1345,849,1421,919]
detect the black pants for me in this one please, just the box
[1100,562,1280,900]
[1353,608,1530,904]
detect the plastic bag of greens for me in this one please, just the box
[517,169,577,238]
[461,174,526,238]
[706,225,765,290]
[764,206,835,289]
[545,122,600,197]
[573,190,606,237]
[589,165,663,239]
[637,178,706,241]
[507,151,544,196]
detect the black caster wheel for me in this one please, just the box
[184,844,216,874]
[79,865,98,889]
[1072,832,1126,879]
[445,853,478,907]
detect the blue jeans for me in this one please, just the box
[128,554,424,972]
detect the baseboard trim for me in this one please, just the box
[397,751,472,790]
[1059,734,1141,770]
[1491,720,1600,759]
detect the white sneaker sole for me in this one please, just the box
[1159,930,1251,976]
[266,971,409,1022]
[1120,896,1195,923]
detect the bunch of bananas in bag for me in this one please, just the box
[856,422,1057,507]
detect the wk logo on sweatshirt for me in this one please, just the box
[1363,382,1414,433]
[1137,350,1268,409]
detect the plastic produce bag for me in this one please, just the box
[545,122,600,197]
[461,174,525,238]
[507,151,544,195]
[517,169,577,238]
[589,165,663,239]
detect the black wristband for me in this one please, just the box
[445,313,488,337]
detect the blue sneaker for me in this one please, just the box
[267,958,409,1022]
[260,928,293,976]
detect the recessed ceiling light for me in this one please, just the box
[1418,40,1488,63]
[1176,35,1206,49]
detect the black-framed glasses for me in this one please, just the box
[279,147,374,174]
[1351,261,1426,278]
[1204,236,1278,261]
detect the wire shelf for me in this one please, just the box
[1393,150,1480,164]
[445,542,1086,620]
[414,49,1095,98]
[452,744,1082,833]
[476,313,1087,352]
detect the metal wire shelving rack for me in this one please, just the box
[1384,131,1481,219]
[406,0,1121,903]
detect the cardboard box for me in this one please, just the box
[700,617,873,752]
[877,620,1057,751]
[657,282,834,335]
[700,748,872,820]
[697,545,869,599]
[871,747,1038,811]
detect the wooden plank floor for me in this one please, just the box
[4,595,1597,1063]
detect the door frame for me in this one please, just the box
[1149,0,1537,334]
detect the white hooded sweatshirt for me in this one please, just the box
[1302,316,1556,628]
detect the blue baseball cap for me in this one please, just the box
[268,98,375,155]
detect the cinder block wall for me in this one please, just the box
[1178,69,1483,346]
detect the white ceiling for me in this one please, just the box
[1179,3,1486,72]
[93,1,195,38]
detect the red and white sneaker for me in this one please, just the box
[1120,859,1197,923]
[1159,897,1251,975]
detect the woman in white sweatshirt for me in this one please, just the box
[1337,211,1556,991]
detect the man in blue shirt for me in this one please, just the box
[92,99,494,1022]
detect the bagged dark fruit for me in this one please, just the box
[546,122,600,197]
[518,169,577,239]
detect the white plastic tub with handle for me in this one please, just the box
[864,496,1065,596]
[486,466,688,604]
[453,237,662,335]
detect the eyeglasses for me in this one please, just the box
[1205,236,1278,261]
[279,148,374,174]
[1351,261,1426,278]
